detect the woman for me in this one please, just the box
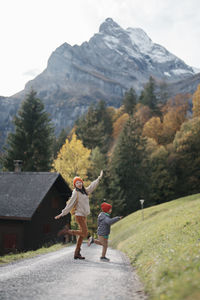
[55,170,103,259]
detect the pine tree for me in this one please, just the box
[75,100,113,153]
[157,81,169,103]
[122,87,137,115]
[173,118,200,197]
[87,147,108,234]
[109,117,148,215]
[147,145,177,204]
[139,76,158,113]
[53,127,70,158]
[3,90,54,171]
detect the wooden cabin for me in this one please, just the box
[0,171,71,255]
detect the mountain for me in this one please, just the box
[0,18,200,149]
[166,72,200,98]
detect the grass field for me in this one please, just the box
[0,243,66,265]
[110,194,200,300]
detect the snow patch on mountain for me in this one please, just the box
[127,27,152,53]
[192,66,200,74]
[164,72,171,77]
[172,69,193,75]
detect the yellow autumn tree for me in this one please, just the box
[52,133,91,189]
[143,116,163,144]
[192,84,200,117]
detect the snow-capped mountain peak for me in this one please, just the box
[97,18,194,76]
[99,17,122,36]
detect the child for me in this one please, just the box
[55,170,103,259]
[88,202,122,261]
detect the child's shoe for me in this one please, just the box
[100,256,110,262]
[87,236,94,246]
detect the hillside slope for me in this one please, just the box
[110,194,200,300]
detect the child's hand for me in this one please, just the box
[120,216,123,219]
[55,214,62,220]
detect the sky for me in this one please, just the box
[0,0,200,97]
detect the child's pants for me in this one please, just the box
[94,235,108,257]
[68,216,88,255]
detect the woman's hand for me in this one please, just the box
[54,214,62,220]
[99,170,103,179]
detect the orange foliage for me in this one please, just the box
[161,94,189,144]
[161,94,189,116]
[134,103,153,126]
[112,113,129,139]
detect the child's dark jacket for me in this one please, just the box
[97,212,120,236]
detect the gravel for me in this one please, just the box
[0,243,147,300]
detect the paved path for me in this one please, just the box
[0,243,147,300]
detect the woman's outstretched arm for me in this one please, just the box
[55,189,77,219]
[86,170,103,194]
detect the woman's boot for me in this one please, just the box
[74,248,85,260]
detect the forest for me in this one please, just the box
[1,78,200,234]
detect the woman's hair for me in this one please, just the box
[76,185,88,196]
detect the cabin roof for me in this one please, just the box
[0,172,71,220]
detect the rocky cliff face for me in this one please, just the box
[24,18,195,97]
[0,18,199,149]
[165,73,200,98]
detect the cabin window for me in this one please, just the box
[44,224,51,234]
[52,197,59,208]
[3,234,17,250]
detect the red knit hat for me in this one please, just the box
[101,202,112,213]
[73,176,83,187]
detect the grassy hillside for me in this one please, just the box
[110,194,200,300]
